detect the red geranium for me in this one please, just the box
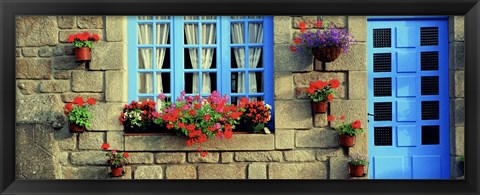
[306,79,339,102]
[327,115,335,122]
[64,96,95,129]
[67,32,101,48]
[331,116,364,137]
[352,120,362,129]
[101,143,110,150]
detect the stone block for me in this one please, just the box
[77,16,104,29]
[296,129,339,148]
[89,103,124,131]
[155,153,186,164]
[22,47,38,57]
[64,45,76,55]
[105,71,127,102]
[16,58,52,79]
[54,71,72,80]
[314,113,328,127]
[449,42,464,70]
[274,44,313,72]
[70,151,108,165]
[293,72,346,99]
[284,150,316,162]
[125,134,274,151]
[58,29,103,43]
[71,71,104,92]
[449,16,464,42]
[234,151,282,162]
[61,93,104,103]
[16,48,21,57]
[274,73,294,100]
[78,132,105,150]
[62,166,108,179]
[135,166,163,179]
[53,45,63,56]
[325,42,367,71]
[129,153,154,164]
[348,71,367,100]
[330,100,367,128]
[269,163,327,179]
[53,127,77,150]
[350,130,368,156]
[452,98,465,127]
[316,148,344,161]
[248,163,267,179]
[16,16,58,46]
[17,80,38,95]
[330,156,351,179]
[106,16,126,42]
[166,165,197,179]
[58,152,69,165]
[455,126,465,156]
[38,47,53,57]
[16,94,64,123]
[348,16,367,42]
[188,152,220,163]
[275,129,294,149]
[292,16,319,29]
[274,101,312,129]
[39,80,70,93]
[323,16,346,28]
[454,71,464,98]
[53,56,85,70]
[198,164,246,179]
[107,131,125,151]
[221,152,234,163]
[274,16,292,44]
[90,42,125,70]
[58,16,75,29]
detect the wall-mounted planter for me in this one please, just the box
[74,47,91,61]
[123,124,148,133]
[110,166,124,177]
[339,134,355,147]
[237,122,265,133]
[312,46,342,62]
[69,122,85,133]
[349,164,365,177]
[311,101,328,114]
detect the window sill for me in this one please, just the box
[124,133,275,151]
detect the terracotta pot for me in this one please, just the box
[69,122,85,133]
[349,164,365,177]
[110,166,124,177]
[339,134,355,147]
[74,47,91,61]
[311,101,328,113]
[312,46,342,62]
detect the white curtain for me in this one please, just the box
[137,16,153,95]
[230,17,246,93]
[184,16,216,94]
[155,16,170,94]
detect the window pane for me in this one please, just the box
[157,73,171,94]
[184,23,199,45]
[200,16,216,20]
[201,48,216,69]
[138,16,151,20]
[155,23,170,44]
[202,73,217,94]
[248,23,263,43]
[248,47,263,68]
[156,48,170,69]
[249,71,264,93]
[201,23,216,44]
[184,16,198,20]
[231,72,246,93]
[231,16,246,19]
[185,72,200,94]
[248,16,262,19]
[138,48,152,69]
[155,16,170,20]
[138,24,152,45]
[139,96,155,102]
[231,23,245,44]
[184,48,198,69]
[138,72,153,94]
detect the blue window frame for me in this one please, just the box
[127,16,274,125]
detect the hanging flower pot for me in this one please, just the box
[311,101,328,113]
[110,166,124,177]
[312,46,342,62]
[74,47,91,61]
[339,134,355,147]
[69,122,85,133]
[349,164,365,177]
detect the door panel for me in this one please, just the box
[368,18,450,179]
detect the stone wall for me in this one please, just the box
[15,15,463,180]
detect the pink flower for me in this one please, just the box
[157,93,166,100]
[204,114,211,122]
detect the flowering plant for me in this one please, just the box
[154,91,244,153]
[67,32,100,48]
[63,96,96,128]
[349,154,368,166]
[119,100,158,128]
[101,143,129,167]
[290,21,356,53]
[306,79,340,102]
[328,115,364,136]
[239,98,272,125]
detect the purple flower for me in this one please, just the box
[157,93,166,100]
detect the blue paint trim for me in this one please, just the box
[367,16,448,21]
[263,16,275,130]
[127,16,138,102]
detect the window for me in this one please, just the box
[127,16,274,124]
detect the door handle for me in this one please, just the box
[368,113,376,117]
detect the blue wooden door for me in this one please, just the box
[367,18,450,179]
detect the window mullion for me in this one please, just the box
[173,16,184,101]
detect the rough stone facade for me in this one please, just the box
[15,16,464,180]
